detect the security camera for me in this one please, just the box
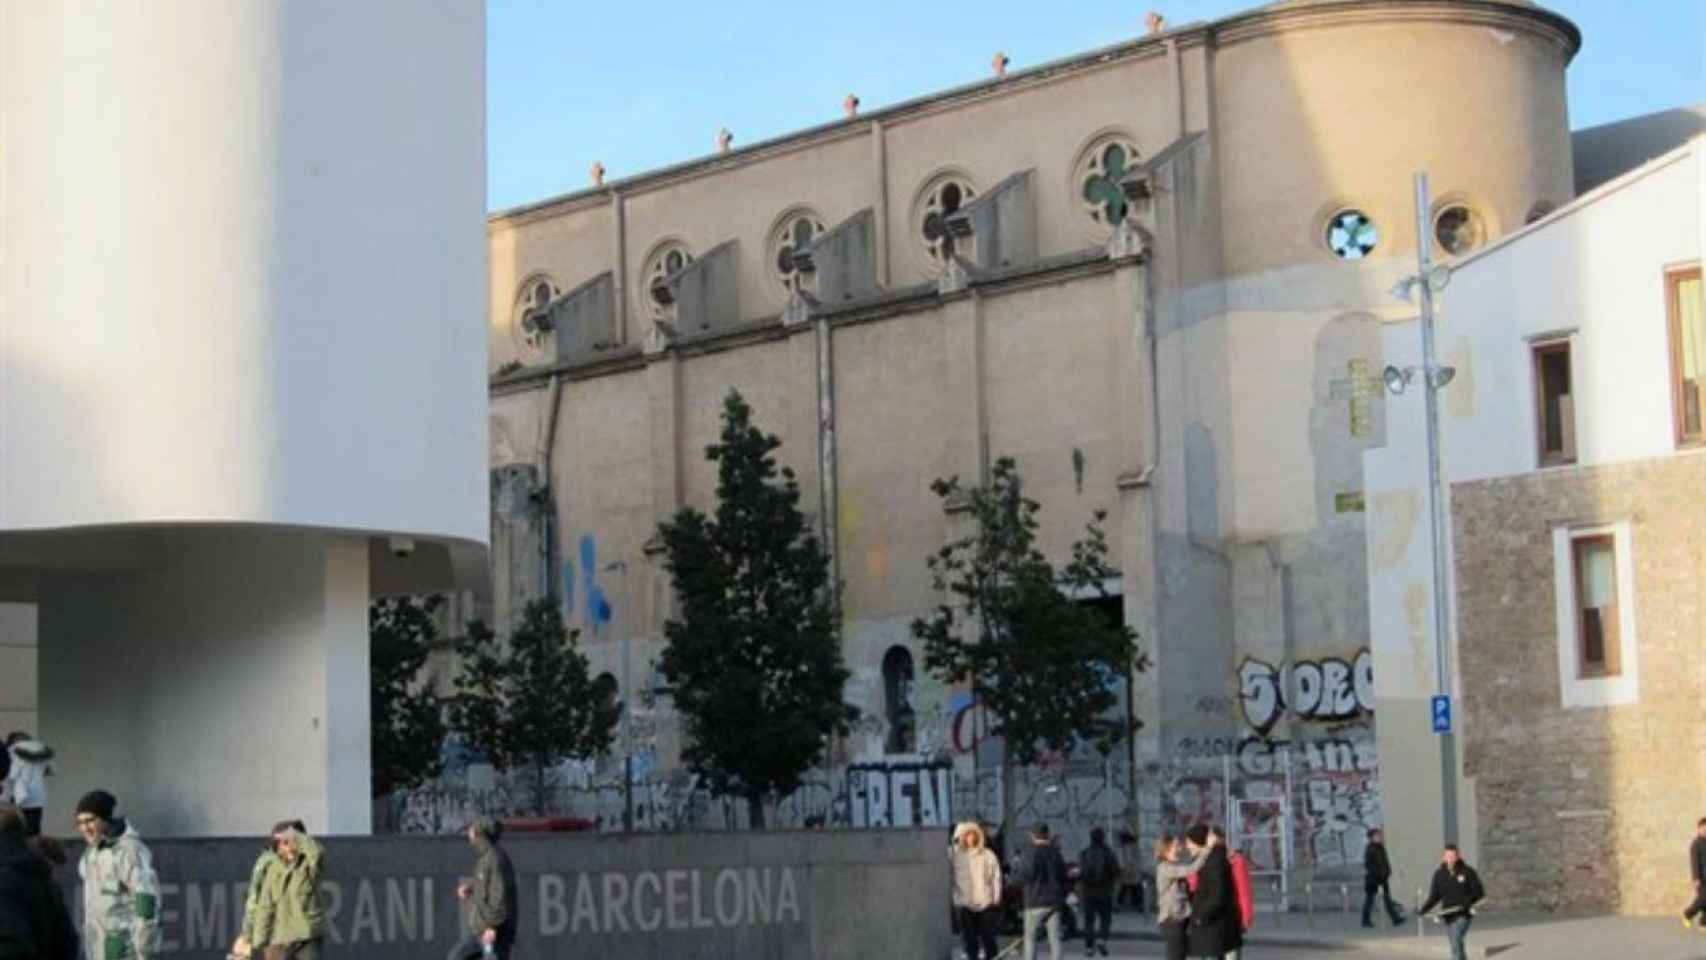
[388,537,416,558]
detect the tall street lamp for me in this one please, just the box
[1383,172,1460,847]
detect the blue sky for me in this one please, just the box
[487,0,1704,211]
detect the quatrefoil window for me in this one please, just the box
[510,275,560,362]
[767,209,826,299]
[915,173,979,267]
[642,242,694,319]
[1080,140,1140,228]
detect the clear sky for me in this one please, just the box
[487,0,1705,212]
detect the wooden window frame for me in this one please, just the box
[1667,264,1704,448]
[1571,533,1621,679]
[1532,339,1576,467]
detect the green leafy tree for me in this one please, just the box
[449,599,620,813]
[658,389,857,828]
[911,457,1145,827]
[370,595,448,798]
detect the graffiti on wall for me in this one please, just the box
[846,760,954,828]
[1237,649,1374,736]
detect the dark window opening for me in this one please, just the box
[1533,340,1575,465]
[1669,266,1704,445]
[882,645,917,754]
[1572,535,1620,678]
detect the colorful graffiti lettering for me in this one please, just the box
[1237,648,1375,735]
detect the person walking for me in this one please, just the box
[1076,828,1119,956]
[242,821,324,960]
[1683,817,1706,929]
[949,821,1002,960]
[1154,834,1211,960]
[229,822,293,959]
[1208,826,1252,959]
[1116,831,1144,914]
[3,735,52,838]
[1418,845,1484,960]
[1182,825,1234,960]
[1011,823,1069,960]
[449,817,518,960]
[0,804,78,960]
[74,790,160,960]
[1361,828,1406,928]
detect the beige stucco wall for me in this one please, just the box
[1212,13,1574,278]
[476,0,1586,862]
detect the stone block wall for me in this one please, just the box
[1452,452,1706,914]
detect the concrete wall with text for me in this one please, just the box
[58,830,949,960]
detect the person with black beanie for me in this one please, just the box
[74,789,161,960]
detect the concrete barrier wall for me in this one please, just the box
[59,829,951,959]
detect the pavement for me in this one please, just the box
[1069,908,1706,960]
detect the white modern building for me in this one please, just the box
[0,1,488,835]
[1365,131,1704,910]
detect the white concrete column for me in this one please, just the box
[0,604,37,736]
[39,531,372,837]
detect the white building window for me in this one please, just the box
[1552,522,1639,709]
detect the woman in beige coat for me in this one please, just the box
[949,821,1003,960]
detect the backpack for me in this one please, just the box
[1081,846,1116,886]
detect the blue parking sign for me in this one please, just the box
[1431,695,1452,734]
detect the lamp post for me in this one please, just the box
[1383,172,1460,846]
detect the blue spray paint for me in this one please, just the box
[579,535,614,632]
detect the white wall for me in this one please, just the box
[1442,143,1703,482]
[0,0,488,546]
[1363,138,1703,879]
[38,531,371,836]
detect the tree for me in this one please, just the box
[449,599,620,813]
[657,389,857,828]
[911,457,1144,828]
[370,595,448,798]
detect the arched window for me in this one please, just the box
[594,672,620,715]
[882,645,917,754]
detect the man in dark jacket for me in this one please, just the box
[0,804,78,960]
[449,817,518,960]
[1010,823,1068,960]
[1683,817,1706,928]
[1419,845,1484,960]
[1183,824,1235,960]
[1077,828,1119,956]
[1361,828,1406,927]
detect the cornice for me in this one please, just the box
[488,35,1186,230]
[1212,1,1580,61]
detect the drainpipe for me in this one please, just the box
[815,315,840,621]
[536,374,565,601]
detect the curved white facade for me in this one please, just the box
[1,0,487,836]
[1,0,487,544]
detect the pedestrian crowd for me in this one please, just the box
[943,812,1702,960]
[0,748,516,960]
[1,741,1700,960]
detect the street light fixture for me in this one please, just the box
[1386,172,1461,848]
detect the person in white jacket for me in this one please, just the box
[5,732,53,837]
[950,821,1003,960]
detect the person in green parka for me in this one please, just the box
[229,821,298,960]
[241,821,324,960]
